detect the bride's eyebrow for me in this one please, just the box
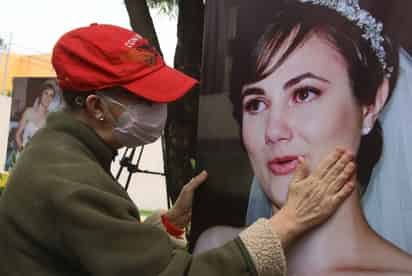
[241,87,265,101]
[284,72,330,89]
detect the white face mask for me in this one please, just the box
[101,96,167,147]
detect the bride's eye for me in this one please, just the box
[243,98,267,114]
[293,87,321,103]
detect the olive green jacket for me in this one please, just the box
[0,112,285,276]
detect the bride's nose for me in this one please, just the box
[264,109,293,144]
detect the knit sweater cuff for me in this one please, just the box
[239,218,287,276]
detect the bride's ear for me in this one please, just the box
[361,79,389,134]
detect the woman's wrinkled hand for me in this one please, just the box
[165,171,208,228]
[270,148,356,247]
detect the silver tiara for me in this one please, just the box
[300,0,393,78]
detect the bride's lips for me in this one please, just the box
[267,156,300,176]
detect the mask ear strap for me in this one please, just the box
[97,92,127,109]
[95,93,119,125]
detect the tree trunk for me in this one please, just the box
[124,0,204,207]
[164,0,204,204]
[124,0,163,56]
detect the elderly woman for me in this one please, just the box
[0,24,355,276]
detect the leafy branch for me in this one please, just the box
[146,0,178,15]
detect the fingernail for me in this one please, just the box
[352,162,357,171]
[336,147,344,153]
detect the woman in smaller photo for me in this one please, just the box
[14,79,61,152]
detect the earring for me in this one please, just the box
[74,96,84,106]
[98,116,104,121]
[362,126,372,136]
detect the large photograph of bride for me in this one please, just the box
[192,0,412,274]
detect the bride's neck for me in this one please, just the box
[38,104,48,113]
[286,184,374,270]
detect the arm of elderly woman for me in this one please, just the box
[14,108,32,151]
[53,146,353,276]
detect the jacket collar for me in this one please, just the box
[46,111,117,173]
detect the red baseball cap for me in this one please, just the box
[52,23,198,103]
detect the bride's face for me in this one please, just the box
[40,88,55,108]
[241,35,364,208]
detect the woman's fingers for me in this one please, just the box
[291,157,309,183]
[177,171,208,212]
[322,151,354,186]
[332,181,355,205]
[330,162,356,193]
[312,148,345,179]
[168,171,208,228]
[185,171,208,191]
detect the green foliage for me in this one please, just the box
[146,0,178,15]
[140,209,155,221]
[190,158,196,171]
[0,172,9,196]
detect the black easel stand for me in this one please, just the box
[115,146,166,191]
